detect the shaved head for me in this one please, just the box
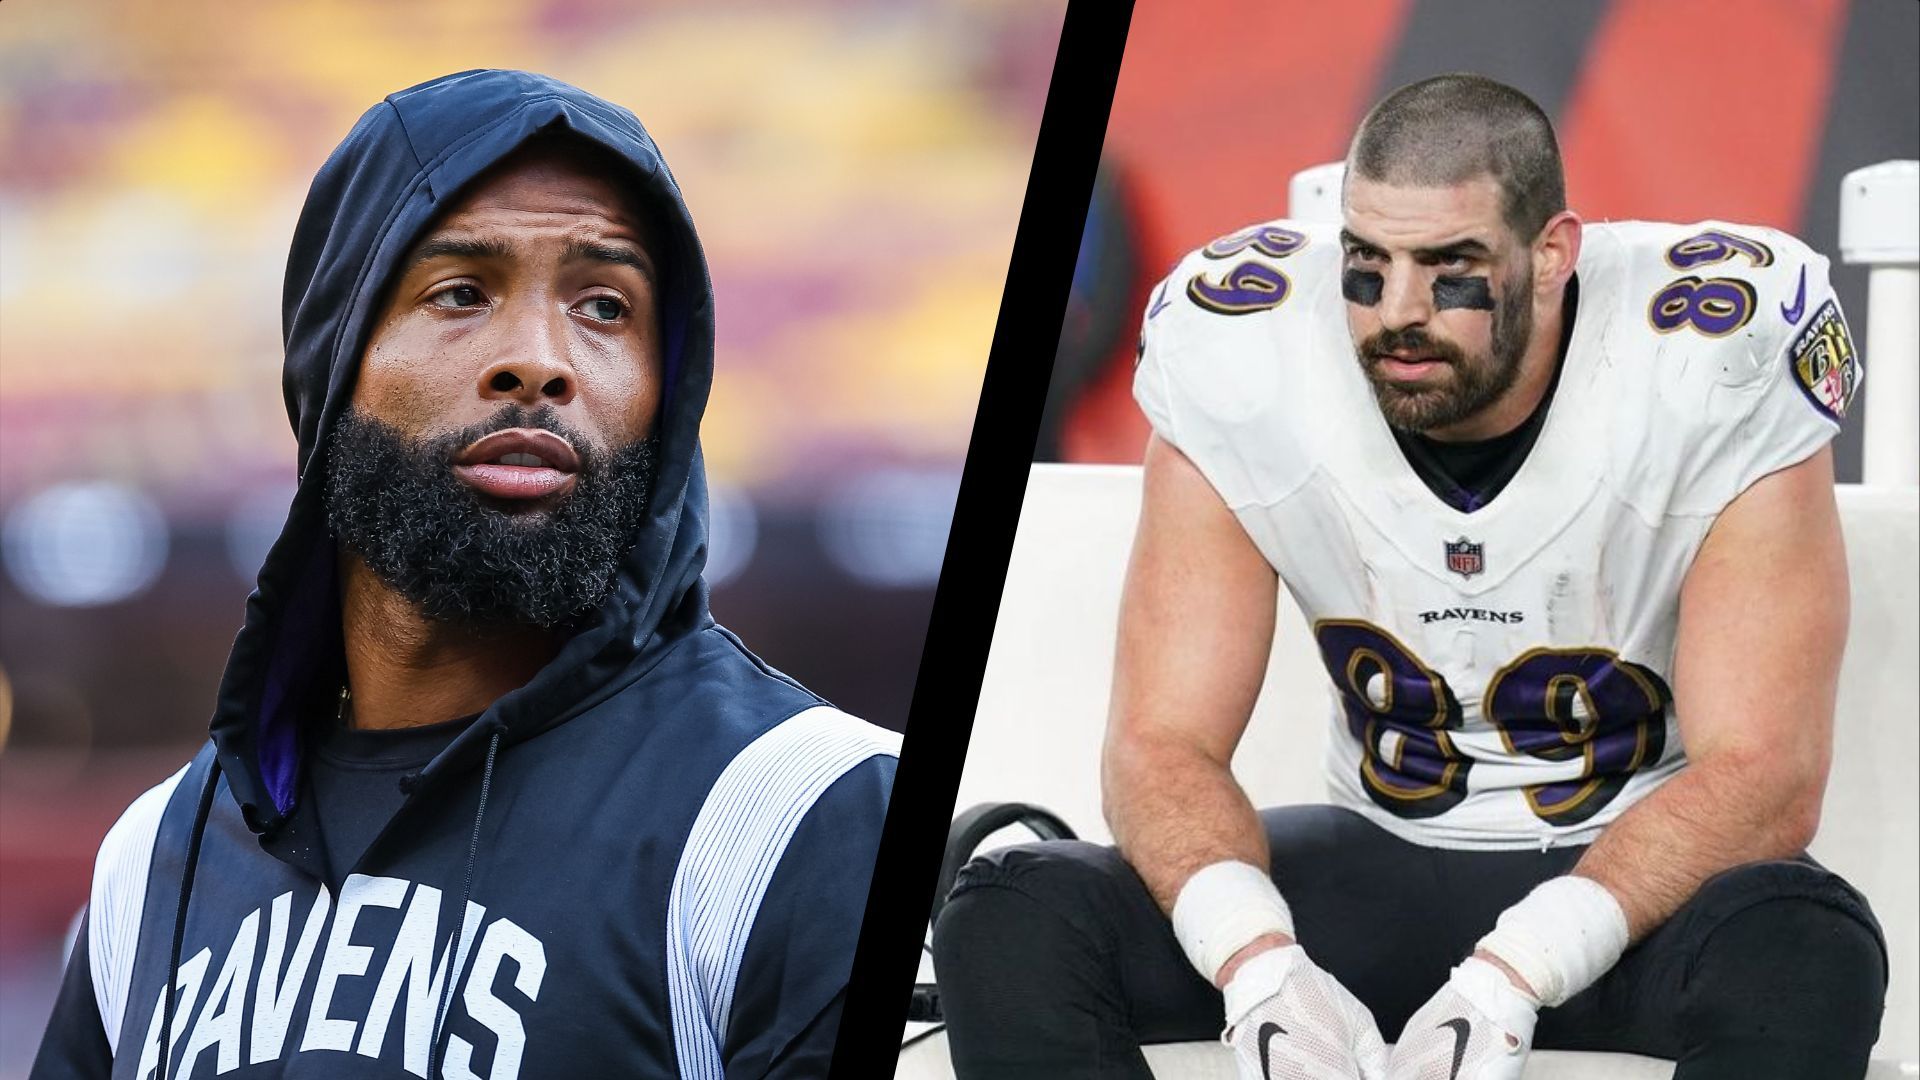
[1348,74,1565,242]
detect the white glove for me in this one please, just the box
[1222,944,1389,1080]
[1386,957,1539,1080]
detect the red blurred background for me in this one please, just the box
[1041,0,1918,469]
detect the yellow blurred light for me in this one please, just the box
[105,95,285,211]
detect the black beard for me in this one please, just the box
[1356,267,1534,433]
[324,406,658,630]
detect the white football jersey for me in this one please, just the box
[1134,218,1860,850]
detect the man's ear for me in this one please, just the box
[1532,210,1583,298]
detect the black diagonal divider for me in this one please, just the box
[827,2,1136,1075]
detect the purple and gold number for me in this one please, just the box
[1314,620,1470,819]
[1650,229,1768,336]
[1188,263,1291,316]
[1315,627,1670,826]
[1648,275,1756,337]
[1483,648,1671,827]
[1203,225,1310,261]
[1665,229,1774,270]
[1187,226,1308,316]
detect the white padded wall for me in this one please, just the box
[1812,484,1919,1063]
[962,465,1329,851]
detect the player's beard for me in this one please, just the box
[1357,266,1534,433]
[324,405,659,630]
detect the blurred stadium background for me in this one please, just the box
[1042,0,1919,470]
[0,0,1062,1067]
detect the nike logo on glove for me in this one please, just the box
[1781,265,1807,324]
[1440,1018,1472,1080]
[1258,1021,1287,1078]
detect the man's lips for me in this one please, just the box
[452,428,580,502]
[1372,352,1448,381]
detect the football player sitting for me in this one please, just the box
[934,73,1883,1080]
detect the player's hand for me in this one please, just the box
[1386,957,1539,1080]
[1221,944,1389,1080]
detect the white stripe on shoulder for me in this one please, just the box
[665,706,899,1079]
[90,762,189,1053]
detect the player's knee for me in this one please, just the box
[951,837,1134,905]
[933,841,1127,1010]
[1701,892,1885,992]
[1692,861,1882,961]
[1685,870,1887,1052]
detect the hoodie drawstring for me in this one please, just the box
[159,759,222,1080]
[429,728,503,1079]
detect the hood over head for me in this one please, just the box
[210,69,717,839]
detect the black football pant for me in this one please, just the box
[932,804,1887,1080]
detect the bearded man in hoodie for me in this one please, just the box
[32,70,900,1080]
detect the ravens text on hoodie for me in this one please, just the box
[31,69,900,1080]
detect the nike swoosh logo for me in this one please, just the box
[1440,1017,1472,1080]
[1781,265,1807,324]
[1257,1021,1287,1078]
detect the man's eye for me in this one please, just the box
[432,285,486,309]
[582,297,627,321]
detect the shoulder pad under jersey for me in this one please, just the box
[1133,219,1344,509]
[1581,220,1856,518]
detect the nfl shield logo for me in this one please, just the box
[1444,538,1484,579]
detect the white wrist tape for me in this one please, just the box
[1449,957,1542,1041]
[1220,943,1301,1031]
[1475,875,1629,1007]
[1171,860,1294,984]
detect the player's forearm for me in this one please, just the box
[1458,749,1823,1010]
[1102,728,1269,917]
[1581,448,1846,940]
[1570,747,1824,941]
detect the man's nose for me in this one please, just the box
[477,304,576,407]
[1376,266,1432,333]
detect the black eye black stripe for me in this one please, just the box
[1433,275,1494,310]
[1342,269,1384,306]
[1341,269,1495,310]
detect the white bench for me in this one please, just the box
[902,464,1918,1079]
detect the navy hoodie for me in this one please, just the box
[31,70,900,1080]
